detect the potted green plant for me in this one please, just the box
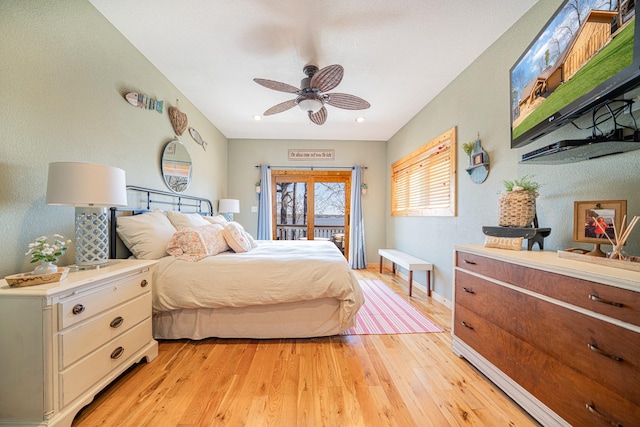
[360,182,368,195]
[25,234,71,275]
[499,175,540,227]
[255,180,261,193]
[462,141,475,158]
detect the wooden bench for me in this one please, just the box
[378,249,433,296]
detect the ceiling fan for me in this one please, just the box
[254,64,370,125]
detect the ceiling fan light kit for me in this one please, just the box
[254,64,370,125]
[298,96,323,114]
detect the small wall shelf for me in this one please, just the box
[465,162,489,172]
[464,138,490,184]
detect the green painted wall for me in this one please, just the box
[0,1,227,278]
[386,0,640,302]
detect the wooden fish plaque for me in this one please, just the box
[125,92,163,113]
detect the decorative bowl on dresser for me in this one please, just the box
[0,259,158,427]
[453,245,639,427]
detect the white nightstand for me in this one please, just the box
[0,259,158,427]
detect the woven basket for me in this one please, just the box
[498,190,537,227]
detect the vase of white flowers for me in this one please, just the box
[26,234,71,275]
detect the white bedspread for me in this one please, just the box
[152,240,364,330]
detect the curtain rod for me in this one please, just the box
[254,165,367,170]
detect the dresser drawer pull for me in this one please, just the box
[585,403,622,427]
[461,321,474,330]
[587,343,623,362]
[72,304,85,315]
[462,287,475,294]
[110,346,125,360]
[140,279,148,288]
[110,316,124,329]
[463,259,477,265]
[589,294,623,307]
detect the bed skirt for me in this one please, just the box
[152,297,350,340]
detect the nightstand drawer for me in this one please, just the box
[59,270,151,330]
[59,292,151,369]
[60,317,152,407]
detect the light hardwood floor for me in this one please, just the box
[72,266,540,426]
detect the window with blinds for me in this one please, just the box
[391,127,456,217]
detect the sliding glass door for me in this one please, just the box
[271,170,351,257]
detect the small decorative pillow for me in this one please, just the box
[246,231,258,249]
[166,224,229,261]
[116,209,177,260]
[203,214,228,225]
[167,210,210,230]
[223,222,252,253]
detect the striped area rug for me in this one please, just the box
[344,279,444,335]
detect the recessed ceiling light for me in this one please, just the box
[253,115,262,121]
[355,117,365,123]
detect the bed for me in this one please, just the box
[110,186,364,339]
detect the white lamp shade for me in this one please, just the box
[218,199,240,213]
[46,162,128,207]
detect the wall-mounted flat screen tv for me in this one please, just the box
[510,0,639,149]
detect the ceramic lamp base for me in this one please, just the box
[75,207,110,269]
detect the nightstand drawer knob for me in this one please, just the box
[110,346,124,360]
[140,279,148,288]
[462,287,475,294]
[110,316,124,329]
[72,304,85,315]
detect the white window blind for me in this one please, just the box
[391,127,456,217]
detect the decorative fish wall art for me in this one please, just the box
[189,127,208,151]
[125,92,164,113]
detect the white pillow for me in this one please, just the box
[203,214,228,225]
[222,222,252,253]
[116,209,177,260]
[167,210,210,230]
[228,221,258,249]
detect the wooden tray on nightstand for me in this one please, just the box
[4,267,70,287]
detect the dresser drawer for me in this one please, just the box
[456,272,640,405]
[453,305,516,378]
[456,251,640,327]
[454,305,640,426]
[59,270,151,330]
[59,292,151,369]
[59,317,152,407]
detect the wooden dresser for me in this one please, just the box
[453,245,639,427]
[0,259,158,427]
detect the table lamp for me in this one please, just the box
[46,162,127,269]
[218,199,240,221]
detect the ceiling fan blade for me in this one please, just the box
[308,107,327,125]
[264,99,297,115]
[310,64,344,92]
[326,93,371,110]
[254,78,300,94]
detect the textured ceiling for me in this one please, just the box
[89,0,538,141]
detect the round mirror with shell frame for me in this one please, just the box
[161,139,192,193]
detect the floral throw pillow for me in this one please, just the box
[166,224,229,261]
